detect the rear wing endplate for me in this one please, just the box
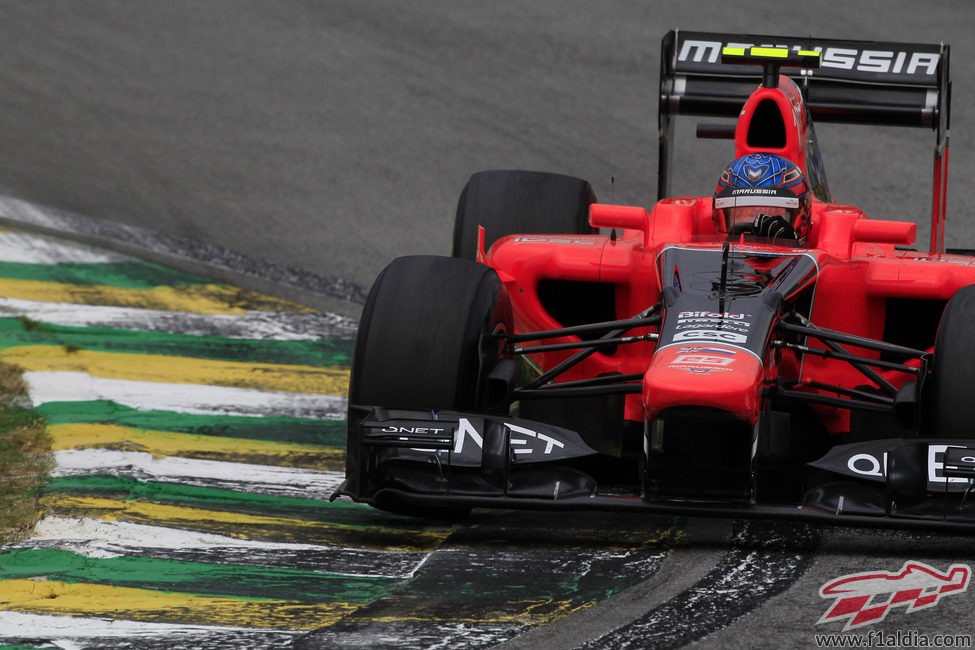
[658,30,951,253]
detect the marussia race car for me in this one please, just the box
[334,31,975,531]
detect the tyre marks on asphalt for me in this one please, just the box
[577,520,820,648]
[0,228,681,649]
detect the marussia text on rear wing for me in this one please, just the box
[658,29,950,252]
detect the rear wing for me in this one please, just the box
[658,30,951,253]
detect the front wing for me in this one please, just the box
[335,406,975,533]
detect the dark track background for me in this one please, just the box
[1,2,974,647]
[0,1,971,310]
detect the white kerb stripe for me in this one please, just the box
[0,611,292,640]
[29,516,342,553]
[0,296,357,340]
[0,230,129,264]
[52,449,345,499]
[23,371,347,420]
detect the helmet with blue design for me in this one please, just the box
[713,153,811,240]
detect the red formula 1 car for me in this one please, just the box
[336,31,975,531]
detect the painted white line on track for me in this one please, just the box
[23,371,347,419]
[52,449,346,499]
[0,296,357,340]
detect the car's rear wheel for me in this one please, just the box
[452,169,596,260]
[925,285,975,437]
[451,170,628,459]
[349,255,513,517]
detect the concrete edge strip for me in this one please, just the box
[0,195,367,316]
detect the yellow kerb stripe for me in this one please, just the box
[0,346,349,395]
[0,278,314,314]
[47,423,344,469]
[0,579,596,628]
[355,596,593,624]
[0,579,359,629]
[38,494,451,551]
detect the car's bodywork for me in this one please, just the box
[336,31,975,532]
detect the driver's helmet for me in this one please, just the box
[713,153,810,239]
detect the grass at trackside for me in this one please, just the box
[0,360,52,544]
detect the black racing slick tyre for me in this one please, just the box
[350,255,512,412]
[452,169,597,260]
[349,255,513,519]
[452,170,623,455]
[926,285,975,437]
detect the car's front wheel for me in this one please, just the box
[348,255,514,517]
[350,255,512,412]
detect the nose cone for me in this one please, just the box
[643,345,763,422]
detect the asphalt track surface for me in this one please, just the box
[0,2,974,313]
[2,2,975,648]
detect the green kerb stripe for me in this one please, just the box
[43,476,423,530]
[0,318,352,367]
[0,260,213,288]
[0,548,404,603]
[34,401,346,446]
